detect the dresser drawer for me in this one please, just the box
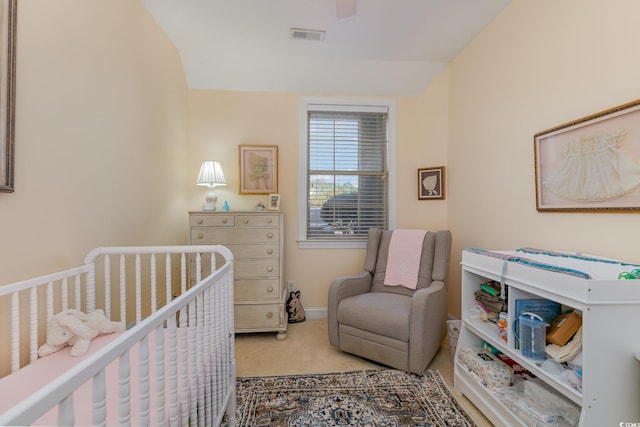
[189,214,235,227]
[234,279,282,301]
[235,214,280,228]
[191,228,279,244]
[223,243,279,259]
[234,259,279,278]
[234,303,285,330]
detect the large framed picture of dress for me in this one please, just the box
[535,99,640,212]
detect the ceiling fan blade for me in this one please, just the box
[336,0,357,19]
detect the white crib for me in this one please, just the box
[0,245,236,427]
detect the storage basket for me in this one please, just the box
[447,319,461,362]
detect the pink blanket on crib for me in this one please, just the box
[0,331,188,426]
[383,229,427,290]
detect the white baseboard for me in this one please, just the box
[303,307,327,319]
[304,309,455,321]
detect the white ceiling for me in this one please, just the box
[142,0,511,96]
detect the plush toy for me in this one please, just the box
[38,309,125,357]
[286,290,305,323]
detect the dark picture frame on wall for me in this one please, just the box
[0,0,16,193]
[535,99,640,212]
[417,166,445,200]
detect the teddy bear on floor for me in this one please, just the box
[38,309,125,357]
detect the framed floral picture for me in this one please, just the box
[418,166,445,200]
[535,99,640,211]
[268,193,280,210]
[239,145,278,195]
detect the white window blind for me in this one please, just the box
[306,108,388,241]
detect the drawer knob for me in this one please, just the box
[244,219,249,224]
[197,219,203,224]
[197,233,204,239]
[267,248,273,255]
[267,218,272,223]
[267,232,274,239]
[267,286,273,293]
[222,219,227,224]
[267,266,273,272]
[266,312,273,319]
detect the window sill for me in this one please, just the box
[297,240,367,249]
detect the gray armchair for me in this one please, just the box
[328,228,452,374]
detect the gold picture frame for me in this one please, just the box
[535,99,640,211]
[417,166,445,200]
[239,145,278,195]
[0,0,16,193]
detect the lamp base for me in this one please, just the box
[203,186,218,211]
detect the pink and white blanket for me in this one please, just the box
[384,229,427,290]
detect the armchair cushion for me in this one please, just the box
[337,292,411,341]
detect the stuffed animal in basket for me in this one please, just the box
[38,309,125,357]
[286,290,305,323]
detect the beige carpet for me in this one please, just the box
[234,318,492,426]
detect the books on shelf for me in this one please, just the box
[514,299,560,323]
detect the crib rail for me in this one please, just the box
[0,265,92,374]
[0,245,236,427]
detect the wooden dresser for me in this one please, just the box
[189,211,287,340]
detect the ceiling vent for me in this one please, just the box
[290,28,326,42]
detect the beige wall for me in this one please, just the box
[0,0,188,285]
[447,0,640,316]
[186,85,449,310]
[5,0,638,320]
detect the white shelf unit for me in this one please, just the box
[454,249,640,427]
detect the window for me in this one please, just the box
[298,97,396,248]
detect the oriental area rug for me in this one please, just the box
[224,369,476,426]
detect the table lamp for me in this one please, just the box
[196,160,226,210]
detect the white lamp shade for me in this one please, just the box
[196,160,226,187]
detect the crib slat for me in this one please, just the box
[167,316,179,427]
[74,274,82,311]
[139,335,150,427]
[203,286,213,425]
[29,287,38,363]
[58,393,75,426]
[104,255,111,319]
[62,277,69,311]
[135,254,142,324]
[150,254,157,314]
[196,295,206,427]
[120,255,126,324]
[119,350,132,427]
[92,368,107,427]
[188,299,198,426]
[165,253,172,307]
[10,291,19,373]
[179,309,189,427]
[180,253,187,296]
[195,252,202,285]
[154,325,166,427]
[46,281,54,324]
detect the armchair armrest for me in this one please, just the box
[408,281,447,373]
[327,271,373,346]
